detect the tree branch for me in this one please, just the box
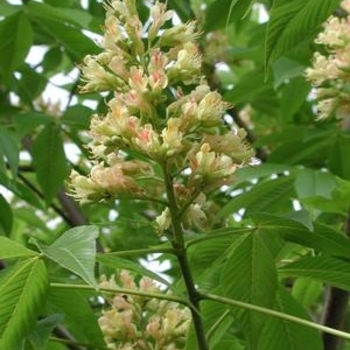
[321,212,350,350]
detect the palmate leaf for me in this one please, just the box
[265,0,341,68]
[0,237,38,259]
[221,232,278,349]
[258,287,323,350]
[35,225,99,288]
[0,258,48,350]
[252,213,350,259]
[280,256,350,290]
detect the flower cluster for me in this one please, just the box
[98,271,191,350]
[305,0,350,120]
[70,0,253,230]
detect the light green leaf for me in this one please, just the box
[36,225,99,288]
[221,233,278,348]
[273,57,308,88]
[96,253,171,287]
[0,194,13,236]
[292,277,323,308]
[0,12,33,82]
[280,256,350,290]
[294,168,336,199]
[258,286,323,350]
[0,237,38,259]
[32,123,69,205]
[0,258,48,349]
[265,0,341,67]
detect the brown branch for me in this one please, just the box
[53,325,84,350]
[321,213,350,350]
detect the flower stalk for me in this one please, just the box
[69,1,254,349]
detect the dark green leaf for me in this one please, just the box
[32,123,69,205]
[219,176,295,218]
[328,132,350,180]
[0,12,33,82]
[47,288,105,347]
[0,194,13,236]
[0,258,48,349]
[204,0,253,31]
[28,17,100,61]
[265,0,341,67]
[36,225,99,288]
[0,126,20,178]
[280,256,350,290]
[25,314,63,350]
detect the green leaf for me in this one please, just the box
[0,237,38,259]
[25,314,63,350]
[219,176,295,218]
[258,286,323,350]
[280,256,350,290]
[61,105,93,129]
[25,1,99,31]
[0,126,20,178]
[36,225,99,288]
[0,258,48,349]
[252,213,350,259]
[28,17,100,61]
[0,12,33,82]
[280,77,311,118]
[291,277,323,308]
[221,233,278,348]
[16,64,48,103]
[294,168,336,199]
[225,69,273,106]
[265,0,341,68]
[273,57,308,88]
[96,253,171,287]
[0,194,13,236]
[204,0,253,31]
[47,288,105,347]
[32,123,69,205]
[328,132,350,180]
[0,3,21,17]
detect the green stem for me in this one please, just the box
[201,293,350,341]
[162,163,208,350]
[96,247,176,258]
[50,283,190,307]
